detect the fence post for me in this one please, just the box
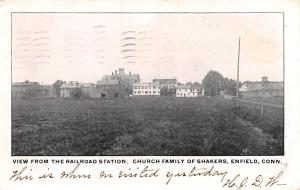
[260,103,264,117]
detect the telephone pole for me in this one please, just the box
[236,37,241,107]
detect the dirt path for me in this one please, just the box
[235,116,277,155]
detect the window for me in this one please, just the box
[134,91,136,94]
[153,91,156,94]
[145,91,148,94]
[145,87,148,89]
[142,87,144,89]
[138,91,141,94]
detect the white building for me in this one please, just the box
[176,85,199,97]
[132,82,160,96]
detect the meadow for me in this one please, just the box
[11,96,284,156]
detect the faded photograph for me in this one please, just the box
[11,13,284,156]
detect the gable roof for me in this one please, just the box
[132,82,160,87]
[12,81,40,86]
[97,73,140,86]
[153,79,177,85]
[60,81,94,88]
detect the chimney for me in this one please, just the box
[25,80,29,83]
[112,72,114,76]
[261,76,268,82]
[115,70,117,75]
[129,71,131,76]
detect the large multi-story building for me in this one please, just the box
[239,76,283,98]
[132,82,160,96]
[152,78,177,96]
[97,68,140,98]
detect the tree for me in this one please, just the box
[53,80,64,97]
[222,78,238,96]
[202,70,224,96]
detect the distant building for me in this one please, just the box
[153,78,177,88]
[239,76,283,98]
[42,85,57,98]
[60,81,97,98]
[176,84,199,97]
[97,68,140,98]
[12,80,43,98]
[153,78,177,96]
[132,82,160,96]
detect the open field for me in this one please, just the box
[11,96,284,156]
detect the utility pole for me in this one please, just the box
[236,37,241,108]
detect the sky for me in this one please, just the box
[12,13,283,85]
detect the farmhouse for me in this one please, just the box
[239,76,283,98]
[176,84,199,97]
[97,68,140,98]
[12,80,43,98]
[132,82,160,96]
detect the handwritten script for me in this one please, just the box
[9,164,286,189]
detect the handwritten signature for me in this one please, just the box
[9,164,286,189]
[221,170,286,190]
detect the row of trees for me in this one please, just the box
[202,70,240,97]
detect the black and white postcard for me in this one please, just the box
[1,0,300,189]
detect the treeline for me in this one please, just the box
[202,70,240,97]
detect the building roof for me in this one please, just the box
[133,82,160,87]
[60,81,94,88]
[241,81,283,91]
[97,79,119,85]
[12,81,40,86]
[26,85,43,91]
[42,85,55,90]
[153,79,177,85]
[126,74,140,82]
[242,81,283,85]
[177,84,200,91]
[97,71,140,86]
[177,84,192,89]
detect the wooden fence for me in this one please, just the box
[232,99,283,117]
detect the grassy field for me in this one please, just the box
[11,96,284,156]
